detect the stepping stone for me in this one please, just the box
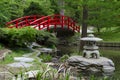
[14,57,34,62]
[7,62,32,68]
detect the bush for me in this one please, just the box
[0,27,58,48]
[0,27,37,47]
[36,31,58,47]
[60,55,69,62]
[39,53,52,62]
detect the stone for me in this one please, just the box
[39,48,53,53]
[67,56,115,76]
[27,42,41,49]
[24,70,39,78]
[7,62,32,68]
[69,76,78,80]
[0,72,12,80]
[0,49,12,60]
[83,50,100,59]
[14,57,34,62]
[22,53,33,57]
[52,57,59,63]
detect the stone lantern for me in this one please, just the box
[80,34,102,59]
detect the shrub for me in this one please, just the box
[39,53,52,62]
[36,31,58,47]
[0,27,37,47]
[60,54,69,62]
[0,27,58,48]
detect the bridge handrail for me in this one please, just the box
[6,15,42,25]
[6,14,80,32]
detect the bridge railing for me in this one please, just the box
[30,14,80,32]
[6,14,80,32]
[6,15,42,28]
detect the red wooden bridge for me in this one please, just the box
[6,14,80,32]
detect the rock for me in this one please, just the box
[103,66,115,73]
[27,42,41,49]
[0,72,12,80]
[7,62,32,68]
[14,57,34,62]
[45,62,55,66]
[52,57,59,63]
[22,53,33,57]
[24,70,39,78]
[0,49,12,60]
[39,48,53,53]
[67,56,115,76]
[69,76,78,80]
[18,70,50,79]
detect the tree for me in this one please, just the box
[0,1,11,27]
[24,1,54,16]
[49,0,60,14]
[0,0,26,27]
[24,2,47,16]
[87,0,120,32]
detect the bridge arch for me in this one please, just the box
[6,14,80,32]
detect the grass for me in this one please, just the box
[0,48,32,64]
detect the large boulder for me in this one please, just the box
[67,56,115,76]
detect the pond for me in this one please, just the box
[100,48,120,79]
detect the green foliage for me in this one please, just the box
[39,54,52,62]
[0,27,37,47]
[49,0,60,14]
[0,44,4,50]
[0,48,32,64]
[0,54,14,64]
[24,1,54,16]
[24,2,47,15]
[36,31,58,47]
[0,27,58,48]
[60,54,69,62]
[0,0,26,27]
[96,30,120,42]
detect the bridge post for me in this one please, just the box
[47,16,50,31]
[54,24,57,31]
[73,22,75,32]
[15,21,18,28]
[33,15,37,21]
[25,16,29,26]
[67,18,70,30]
[78,26,80,32]
[37,24,40,30]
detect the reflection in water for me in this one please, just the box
[100,47,120,50]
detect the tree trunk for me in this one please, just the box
[80,4,88,50]
[58,0,64,15]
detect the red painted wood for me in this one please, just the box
[6,14,80,32]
